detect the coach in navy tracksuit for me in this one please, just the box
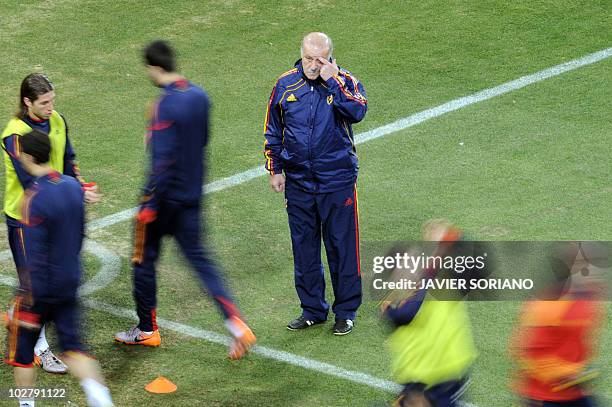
[264,32,367,335]
[115,40,255,360]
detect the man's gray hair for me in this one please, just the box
[301,32,334,58]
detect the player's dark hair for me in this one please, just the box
[20,129,51,164]
[143,40,176,72]
[16,73,54,119]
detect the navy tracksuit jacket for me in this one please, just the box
[264,60,367,321]
[21,172,85,302]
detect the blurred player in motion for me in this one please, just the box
[2,73,100,374]
[509,242,608,407]
[114,40,255,359]
[380,220,478,407]
[4,130,113,407]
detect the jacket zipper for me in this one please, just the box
[308,85,315,188]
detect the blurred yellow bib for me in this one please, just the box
[388,297,477,386]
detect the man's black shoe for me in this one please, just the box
[287,316,324,330]
[333,319,354,335]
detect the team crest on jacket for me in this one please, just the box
[327,95,333,105]
[287,94,298,102]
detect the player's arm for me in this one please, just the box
[60,115,100,203]
[138,98,178,223]
[60,115,84,181]
[382,288,426,326]
[63,135,82,180]
[319,59,367,123]
[263,81,285,192]
[2,135,35,190]
[78,185,86,247]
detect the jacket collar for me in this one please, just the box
[165,78,190,90]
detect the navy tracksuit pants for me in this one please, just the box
[132,201,240,332]
[6,216,27,284]
[6,296,83,367]
[398,379,469,407]
[5,217,84,366]
[285,183,362,322]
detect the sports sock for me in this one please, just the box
[34,325,49,356]
[80,378,113,407]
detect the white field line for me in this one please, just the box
[0,238,121,297]
[78,239,122,296]
[1,48,610,405]
[82,300,475,406]
[0,46,610,238]
[0,276,475,404]
[86,299,482,406]
[0,274,16,287]
[76,47,612,406]
[84,298,404,394]
[79,46,612,232]
[0,249,12,262]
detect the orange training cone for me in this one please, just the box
[145,376,177,394]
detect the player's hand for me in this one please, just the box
[269,173,285,193]
[318,57,339,81]
[84,189,102,204]
[137,207,157,224]
[82,182,102,204]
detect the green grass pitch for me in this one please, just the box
[0,1,610,406]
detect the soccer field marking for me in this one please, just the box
[75,47,611,406]
[0,46,610,239]
[83,297,403,393]
[0,275,478,404]
[0,238,121,297]
[0,274,17,287]
[78,239,122,296]
[63,46,612,232]
[82,297,478,407]
[0,249,13,262]
[1,48,610,406]
[356,47,612,144]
